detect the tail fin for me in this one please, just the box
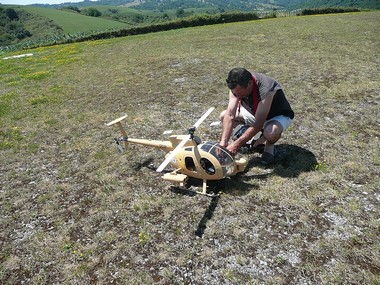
[106,115,128,149]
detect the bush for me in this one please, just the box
[5,8,19,21]
[176,8,186,18]
[3,21,31,40]
[65,6,81,13]
[300,7,360,15]
[84,8,102,17]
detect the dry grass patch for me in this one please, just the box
[1,11,379,285]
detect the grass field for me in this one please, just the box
[1,11,379,284]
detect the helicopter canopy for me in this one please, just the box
[200,142,234,166]
[182,141,236,177]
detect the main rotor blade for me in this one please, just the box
[210,121,220,127]
[163,130,173,135]
[106,115,128,126]
[193,107,215,129]
[156,135,190,173]
[156,107,214,173]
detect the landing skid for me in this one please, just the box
[162,170,220,197]
[170,179,220,198]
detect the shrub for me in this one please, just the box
[3,22,31,40]
[5,8,19,21]
[84,8,102,17]
[300,7,360,15]
[176,8,186,18]
[65,6,81,13]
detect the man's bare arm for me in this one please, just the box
[220,92,239,147]
[227,91,276,154]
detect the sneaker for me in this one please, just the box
[250,142,265,153]
[261,149,277,165]
[237,142,265,154]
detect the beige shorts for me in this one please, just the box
[238,105,293,131]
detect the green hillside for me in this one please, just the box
[1,11,379,284]
[0,4,219,47]
[24,7,130,34]
[0,5,131,47]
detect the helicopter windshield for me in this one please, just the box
[200,142,234,166]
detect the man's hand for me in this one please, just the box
[226,141,240,155]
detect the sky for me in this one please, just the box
[1,0,83,5]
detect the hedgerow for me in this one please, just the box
[77,12,259,41]
[300,7,360,15]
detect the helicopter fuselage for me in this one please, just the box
[107,108,248,195]
[124,135,247,180]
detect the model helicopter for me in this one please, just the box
[106,107,248,196]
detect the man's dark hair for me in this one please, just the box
[226,68,252,90]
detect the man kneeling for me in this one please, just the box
[220,67,294,165]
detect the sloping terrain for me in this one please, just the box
[24,6,130,34]
[0,11,379,284]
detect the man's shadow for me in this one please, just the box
[247,143,318,178]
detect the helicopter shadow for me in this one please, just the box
[168,177,257,238]
[169,176,258,197]
[131,157,155,171]
[193,177,260,238]
[195,194,220,237]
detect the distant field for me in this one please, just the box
[23,7,130,34]
[0,11,379,285]
[12,5,219,36]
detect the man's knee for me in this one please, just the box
[263,121,283,143]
